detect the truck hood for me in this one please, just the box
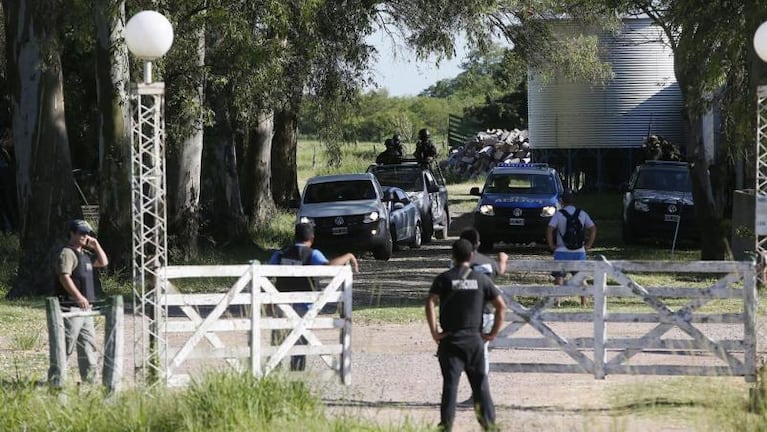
[299,200,383,218]
[483,193,558,208]
[633,189,693,205]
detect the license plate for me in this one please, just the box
[509,218,524,226]
[332,227,348,235]
[664,214,680,222]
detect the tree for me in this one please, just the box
[616,0,767,259]
[93,0,132,273]
[3,0,82,297]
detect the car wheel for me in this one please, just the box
[373,234,393,261]
[434,207,450,239]
[410,222,422,249]
[477,232,493,253]
[621,221,636,244]
[391,227,401,251]
[422,213,434,244]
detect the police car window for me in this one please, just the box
[372,167,423,192]
[487,174,554,194]
[304,180,376,203]
[424,172,438,190]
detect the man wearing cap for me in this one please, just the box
[50,219,109,384]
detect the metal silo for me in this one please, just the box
[528,17,684,191]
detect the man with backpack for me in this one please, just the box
[545,192,597,306]
[268,223,358,370]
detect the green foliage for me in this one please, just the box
[0,372,425,431]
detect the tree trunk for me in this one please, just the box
[4,0,81,297]
[203,87,247,244]
[244,111,276,225]
[93,0,132,273]
[271,109,300,207]
[169,24,205,261]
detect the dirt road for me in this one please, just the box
[310,213,752,431]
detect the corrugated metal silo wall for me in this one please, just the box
[528,18,684,150]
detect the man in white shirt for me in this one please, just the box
[545,192,597,306]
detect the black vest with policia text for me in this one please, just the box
[276,244,318,292]
[55,246,96,303]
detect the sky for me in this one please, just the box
[366,30,469,97]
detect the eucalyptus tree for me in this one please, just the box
[92,0,132,272]
[2,0,81,297]
[615,0,767,259]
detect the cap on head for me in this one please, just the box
[459,227,480,250]
[294,223,314,242]
[69,219,95,236]
[452,239,474,263]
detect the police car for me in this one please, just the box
[469,163,565,251]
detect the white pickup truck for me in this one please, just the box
[296,173,394,260]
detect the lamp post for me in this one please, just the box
[124,10,174,384]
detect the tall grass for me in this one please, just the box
[0,372,422,431]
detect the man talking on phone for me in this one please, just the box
[50,219,109,385]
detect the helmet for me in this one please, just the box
[384,138,394,148]
[418,128,430,140]
[392,134,401,143]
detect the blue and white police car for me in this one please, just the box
[469,163,565,251]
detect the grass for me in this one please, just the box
[0,371,425,431]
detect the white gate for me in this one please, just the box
[491,258,758,382]
[158,264,352,387]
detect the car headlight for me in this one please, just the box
[479,204,494,216]
[633,200,650,212]
[363,211,380,223]
[299,216,315,225]
[540,206,556,217]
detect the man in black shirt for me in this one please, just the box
[426,239,506,431]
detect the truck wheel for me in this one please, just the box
[373,234,393,261]
[410,222,423,249]
[422,214,434,244]
[434,207,450,239]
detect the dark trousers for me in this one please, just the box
[437,333,496,431]
[271,303,309,371]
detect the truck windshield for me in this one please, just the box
[635,169,692,192]
[304,180,377,203]
[485,173,555,194]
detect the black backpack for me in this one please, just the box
[276,245,317,292]
[559,208,585,250]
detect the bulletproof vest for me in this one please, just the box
[56,246,96,303]
[276,244,317,292]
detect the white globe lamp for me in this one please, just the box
[125,11,174,83]
[755,21,767,63]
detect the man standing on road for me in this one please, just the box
[545,192,596,306]
[50,219,109,385]
[269,223,359,370]
[426,239,506,431]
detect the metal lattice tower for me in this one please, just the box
[130,82,168,384]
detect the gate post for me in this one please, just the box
[592,263,607,379]
[103,295,124,393]
[340,267,353,385]
[744,263,758,383]
[45,297,67,388]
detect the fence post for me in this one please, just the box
[102,295,124,393]
[745,263,758,383]
[592,263,607,379]
[250,262,262,377]
[340,266,353,385]
[45,297,67,388]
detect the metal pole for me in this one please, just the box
[131,61,168,385]
[756,85,767,284]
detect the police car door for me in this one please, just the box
[424,171,443,221]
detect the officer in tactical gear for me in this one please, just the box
[376,138,403,164]
[413,128,437,166]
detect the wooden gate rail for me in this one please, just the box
[158,264,352,387]
[46,295,124,392]
[490,259,757,382]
